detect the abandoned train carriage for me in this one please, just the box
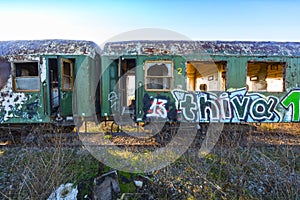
[101,40,300,123]
[0,39,299,130]
[0,40,101,127]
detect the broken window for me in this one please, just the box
[62,59,74,91]
[247,62,284,92]
[14,62,40,91]
[186,61,226,91]
[145,61,173,91]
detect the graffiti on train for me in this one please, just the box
[281,89,300,122]
[143,93,177,121]
[108,91,118,111]
[172,88,300,123]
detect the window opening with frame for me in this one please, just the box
[14,62,40,91]
[186,61,227,91]
[246,62,284,92]
[62,58,74,91]
[145,60,173,91]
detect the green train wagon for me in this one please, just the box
[0,40,101,127]
[101,40,300,123]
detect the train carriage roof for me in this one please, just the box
[103,40,300,57]
[0,39,101,58]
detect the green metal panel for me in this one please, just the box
[226,57,247,89]
[100,56,109,116]
[100,57,119,116]
[284,57,292,90]
[173,56,186,90]
[92,54,102,116]
[135,57,145,120]
[86,56,100,117]
[72,55,101,119]
[73,56,91,117]
[291,57,300,89]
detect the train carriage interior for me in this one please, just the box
[246,61,284,92]
[118,58,136,116]
[48,58,59,116]
[186,61,227,92]
[14,61,40,91]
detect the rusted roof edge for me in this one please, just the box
[0,39,101,58]
[102,40,300,57]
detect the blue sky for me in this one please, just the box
[0,0,299,45]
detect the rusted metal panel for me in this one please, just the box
[103,40,300,57]
[0,59,11,90]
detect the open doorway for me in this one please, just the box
[48,58,59,116]
[119,58,136,115]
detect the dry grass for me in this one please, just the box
[256,123,300,135]
[0,122,299,199]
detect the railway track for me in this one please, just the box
[0,123,299,149]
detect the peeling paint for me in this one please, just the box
[40,57,47,82]
[0,66,35,123]
[0,75,28,122]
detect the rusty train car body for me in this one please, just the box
[0,39,299,131]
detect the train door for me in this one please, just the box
[48,58,75,119]
[60,58,74,117]
[118,58,136,117]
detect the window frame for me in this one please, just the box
[61,58,74,91]
[13,61,40,92]
[186,61,227,92]
[144,60,174,92]
[246,61,285,92]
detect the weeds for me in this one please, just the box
[0,123,299,199]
